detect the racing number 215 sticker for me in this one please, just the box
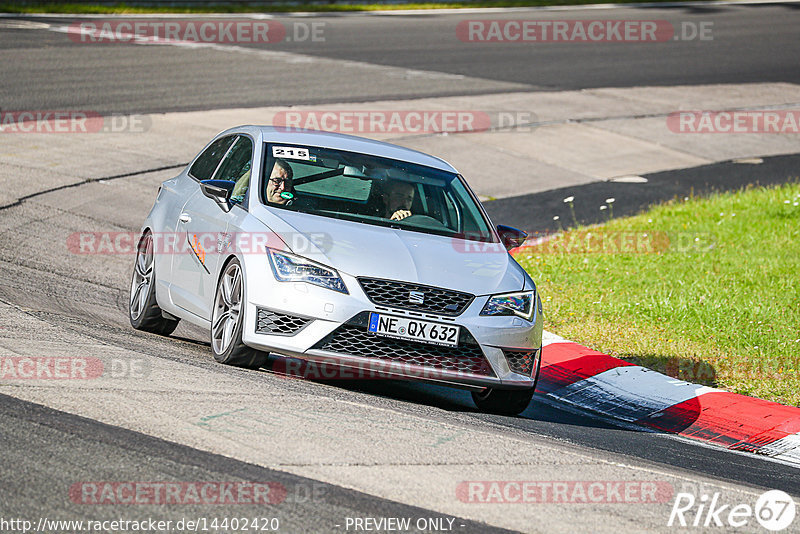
[272,146,310,160]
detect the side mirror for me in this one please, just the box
[200,180,236,212]
[497,225,527,251]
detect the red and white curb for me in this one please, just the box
[539,332,800,467]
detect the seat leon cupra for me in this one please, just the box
[129,126,543,415]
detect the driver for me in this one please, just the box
[382,180,416,221]
[266,158,295,205]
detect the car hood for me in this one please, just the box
[251,207,527,296]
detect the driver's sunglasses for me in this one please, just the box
[269,177,292,186]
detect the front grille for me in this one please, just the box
[504,349,539,377]
[312,312,494,377]
[358,278,474,316]
[256,308,311,335]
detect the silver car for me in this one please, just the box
[129,126,543,415]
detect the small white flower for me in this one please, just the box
[719,212,724,216]
[731,213,736,217]
[648,218,653,223]
[600,205,607,210]
[684,196,689,201]
[794,202,799,206]
[695,237,700,242]
[605,197,615,204]
[785,200,791,204]
[553,215,560,221]
[563,196,574,203]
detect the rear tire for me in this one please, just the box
[129,231,180,336]
[472,387,534,416]
[211,258,266,369]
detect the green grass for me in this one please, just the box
[515,182,800,407]
[0,0,703,14]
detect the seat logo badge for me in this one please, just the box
[409,291,425,304]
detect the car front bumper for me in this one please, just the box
[241,265,543,391]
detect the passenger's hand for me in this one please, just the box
[390,210,412,221]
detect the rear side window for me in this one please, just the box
[189,135,235,180]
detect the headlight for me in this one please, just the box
[267,248,348,294]
[480,291,535,321]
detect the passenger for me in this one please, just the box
[229,167,251,204]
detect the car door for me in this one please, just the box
[170,135,254,320]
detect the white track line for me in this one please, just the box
[759,433,800,467]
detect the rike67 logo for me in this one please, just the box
[668,489,796,531]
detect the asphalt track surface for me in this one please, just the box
[0,3,799,113]
[0,394,511,533]
[2,4,800,532]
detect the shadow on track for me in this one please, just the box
[260,352,628,431]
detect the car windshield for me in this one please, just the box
[260,143,497,242]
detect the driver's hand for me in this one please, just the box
[390,210,412,221]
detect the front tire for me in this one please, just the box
[129,231,180,336]
[211,258,266,369]
[472,387,534,416]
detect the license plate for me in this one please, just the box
[368,313,460,347]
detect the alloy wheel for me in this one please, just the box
[212,262,243,354]
[129,234,154,321]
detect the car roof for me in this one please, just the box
[221,125,458,173]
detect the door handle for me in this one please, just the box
[179,213,191,224]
